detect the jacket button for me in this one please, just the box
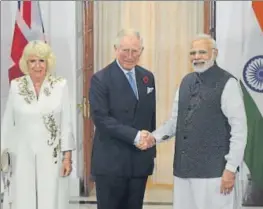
[183,136,187,139]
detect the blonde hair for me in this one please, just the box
[19,40,56,74]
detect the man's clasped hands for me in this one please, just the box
[136,130,156,150]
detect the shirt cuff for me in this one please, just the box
[152,132,163,143]
[133,131,141,145]
[225,162,237,173]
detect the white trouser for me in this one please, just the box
[173,176,236,209]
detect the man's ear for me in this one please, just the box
[213,48,218,59]
[140,47,144,55]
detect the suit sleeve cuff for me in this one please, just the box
[225,163,237,173]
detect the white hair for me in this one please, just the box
[114,28,143,48]
[192,34,217,49]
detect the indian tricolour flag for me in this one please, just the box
[217,1,263,206]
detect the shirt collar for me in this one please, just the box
[116,59,135,76]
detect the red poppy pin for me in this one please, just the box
[143,76,149,84]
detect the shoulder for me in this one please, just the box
[178,72,200,91]
[216,65,237,80]
[10,75,27,91]
[214,66,239,92]
[136,65,154,77]
[12,75,27,85]
[181,72,196,83]
[14,75,26,82]
[184,72,196,79]
[47,74,67,87]
[46,76,69,98]
[92,61,115,81]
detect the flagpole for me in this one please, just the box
[210,1,216,40]
[37,1,46,40]
[35,155,38,209]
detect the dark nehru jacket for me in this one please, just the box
[174,64,235,178]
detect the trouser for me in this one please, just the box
[173,176,235,209]
[95,175,148,209]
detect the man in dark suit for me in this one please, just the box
[89,29,156,209]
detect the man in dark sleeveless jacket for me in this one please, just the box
[138,34,247,209]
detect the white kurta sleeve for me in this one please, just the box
[152,89,179,143]
[1,81,15,154]
[60,80,76,152]
[221,78,247,173]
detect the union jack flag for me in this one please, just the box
[9,0,45,82]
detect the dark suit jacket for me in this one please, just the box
[89,60,156,177]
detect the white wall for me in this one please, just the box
[1,1,81,196]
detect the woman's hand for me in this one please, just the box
[61,151,72,177]
[61,158,72,177]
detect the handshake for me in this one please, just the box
[135,130,156,150]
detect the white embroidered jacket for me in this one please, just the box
[1,74,75,164]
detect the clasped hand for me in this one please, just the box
[136,130,156,150]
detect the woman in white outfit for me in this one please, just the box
[1,40,75,209]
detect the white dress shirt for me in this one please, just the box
[116,59,139,98]
[152,78,248,173]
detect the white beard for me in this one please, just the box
[192,56,215,73]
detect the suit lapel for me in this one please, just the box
[135,67,147,101]
[133,67,153,122]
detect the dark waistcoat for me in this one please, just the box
[174,65,234,178]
